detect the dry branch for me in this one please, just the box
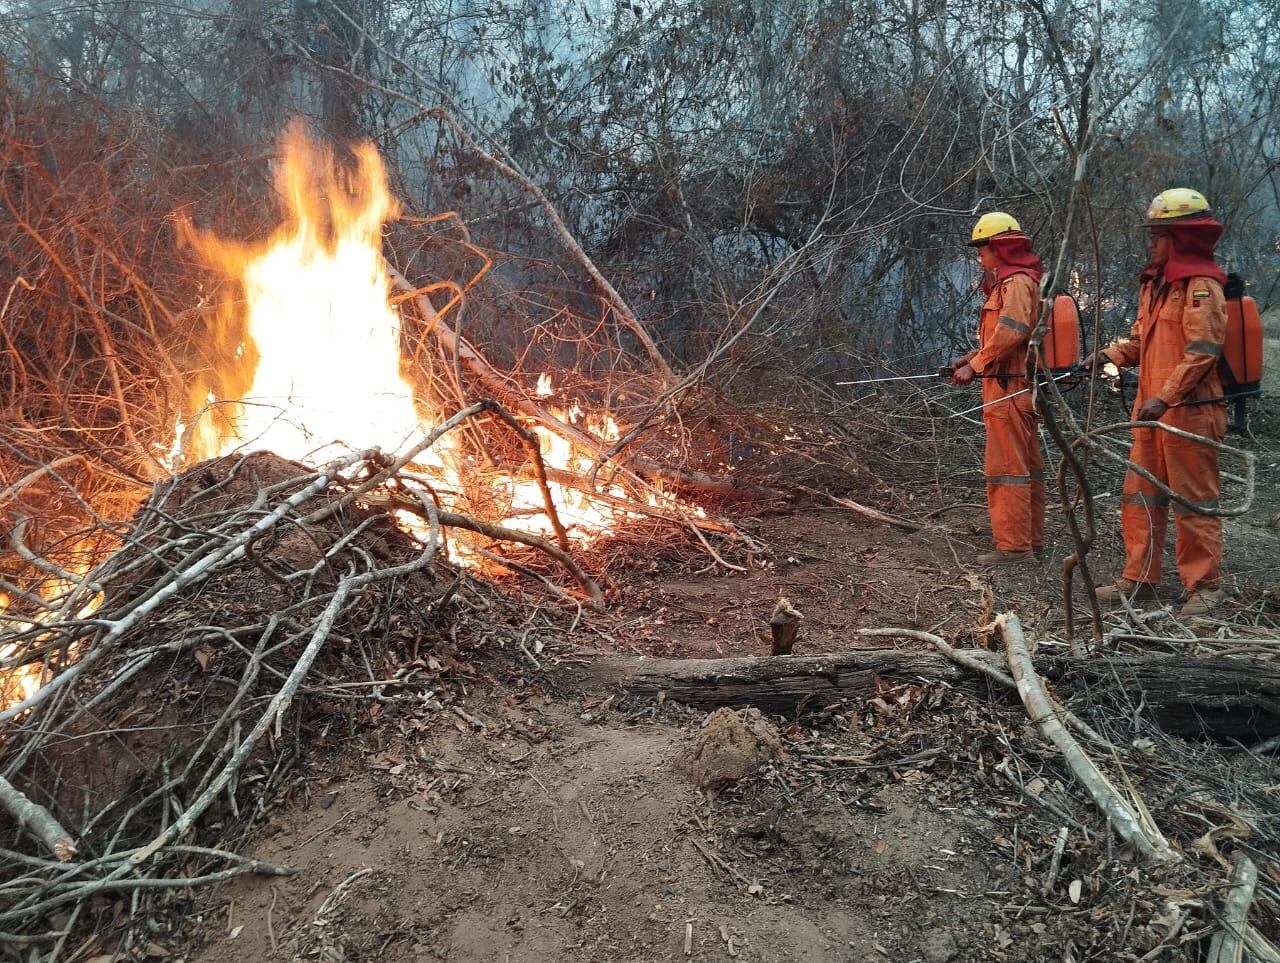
[810,489,927,533]
[857,627,1013,687]
[426,109,677,385]
[0,427,612,950]
[0,776,75,861]
[999,613,1177,865]
[130,515,443,866]
[373,494,604,609]
[1244,927,1280,963]
[1206,851,1257,963]
[483,401,573,553]
[529,464,736,533]
[1042,826,1070,896]
[857,627,1112,746]
[1077,421,1257,517]
[0,465,341,723]
[390,267,773,506]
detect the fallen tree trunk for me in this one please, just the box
[585,648,1280,740]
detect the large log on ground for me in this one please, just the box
[1046,655,1280,742]
[585,649,1280,740]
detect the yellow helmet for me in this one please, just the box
[968,211,1021,246]
[1145,188,1211,225]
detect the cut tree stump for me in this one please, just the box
[585,648,1280,740]
[769,597,803,655]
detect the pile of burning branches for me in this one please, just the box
[0,87,771,595]
[0,98,789,955]
[0,402,622,956]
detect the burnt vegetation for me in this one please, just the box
[1,1,1280,961]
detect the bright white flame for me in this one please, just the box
[171,123,700,557]
[180,124,423,464]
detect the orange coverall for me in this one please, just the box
[1102,276,1226,591]
[960,273,1045,552]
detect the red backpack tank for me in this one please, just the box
[1041,292,1082,373]
[1222,274,1263,399]
[1221,274,1264,429]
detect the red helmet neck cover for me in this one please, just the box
[1142,215,1227,286]
[981,232,1043,294]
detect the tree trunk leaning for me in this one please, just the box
[999,613,1176,865]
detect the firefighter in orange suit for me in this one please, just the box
[1083,188,1227,617]
[943,213,1046,566]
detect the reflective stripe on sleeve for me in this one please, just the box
[1185,340,1222,356]
[999,316,1031,334]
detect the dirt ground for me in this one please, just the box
[186,698,1003,963]
[168,408,1280,963]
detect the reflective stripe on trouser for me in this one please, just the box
[983,393,1045,552]
[1120,406,1225,591]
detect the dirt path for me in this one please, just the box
[188,684,1013,963]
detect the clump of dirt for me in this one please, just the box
[679,706,786,790]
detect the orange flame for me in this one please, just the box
[3,125,712,707]
[0,552,102,711]
[178,124,426,466]
[170,123,698,550]
[6,125,710,711]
